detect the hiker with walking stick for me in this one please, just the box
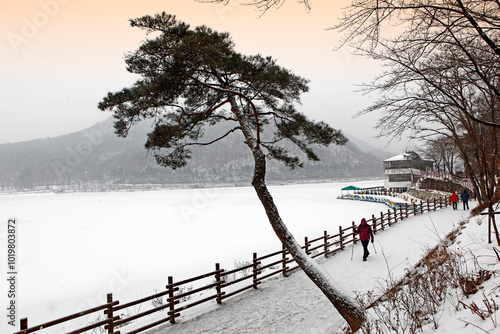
[356,218,374,261]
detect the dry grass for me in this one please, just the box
[346,220,498,334]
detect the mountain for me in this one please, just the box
[0,118,390,191]
[345,132,397,160]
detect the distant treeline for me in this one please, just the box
[0,119,385,192]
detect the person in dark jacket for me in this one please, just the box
[461,189,470,210]
[356,218,374,261]
[451,191,458,210]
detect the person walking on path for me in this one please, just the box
[356,218,374,261]
[451,191,458,210]
[461,189,470,210]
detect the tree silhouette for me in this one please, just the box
[196,0,311,13]
[99,13,365,331]
[333,0,500,244]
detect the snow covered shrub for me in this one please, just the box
[150,285,195,311]
[349,237,497,334]
[234,259,252,278]
[151,288,166,310]
[212,259,253,285]
[458,289,498,329]
[175,285,194,303]
[456,253,493,297]
[473,216,484,226]
[115,308,138,330]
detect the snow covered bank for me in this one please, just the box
[151,207,496,334]
[3,180,495,334]
[2,180,386,333]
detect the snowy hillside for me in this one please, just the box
[0,118,386,191]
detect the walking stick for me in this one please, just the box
[351,238,355,260]
[372,240,377,254]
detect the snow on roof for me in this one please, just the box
[384,153,435,163]
[384,153,409,162]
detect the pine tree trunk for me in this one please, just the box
[251,147,365,332]
[231,101,365,332]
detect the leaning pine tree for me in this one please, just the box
[98,13,365,331]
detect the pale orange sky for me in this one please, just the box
[0,0,402,151]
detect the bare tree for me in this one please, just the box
[421,136,461,174]
[195,0,311,12]
[329,0,500,244]
[333,0,500,128]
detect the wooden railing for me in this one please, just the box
[418,170,474,194]
[14,295,119,334]
[14,198,450,334]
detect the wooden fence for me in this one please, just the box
[14,197,450,334]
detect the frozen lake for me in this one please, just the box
[1,179,388,332]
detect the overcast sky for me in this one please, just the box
[1,0,408,152]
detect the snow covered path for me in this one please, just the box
[151,207,472,334]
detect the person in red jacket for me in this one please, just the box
[451,191,458,210]
[356,218,374,261]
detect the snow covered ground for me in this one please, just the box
[149,201,497,334]
[1,179,497,333]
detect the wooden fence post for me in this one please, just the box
[413,203,417,216]
[20,317,28,332]
[380,212,385,230]
[304,237,310,255]
[323,231,329,257]
[387,209,392,226]
[420,200,424,214]
[252,252,259,289]
[282,244,289,277]
[488,215,492,244]
[352,221,356,244]
[433,198,436,211]
[215,263,223,304]
[426,199,430,213]
[339,226,344,250]
[106,293,114,334]
[393,207,397,223]
[168,276,175,324]
[372,214,377,233]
